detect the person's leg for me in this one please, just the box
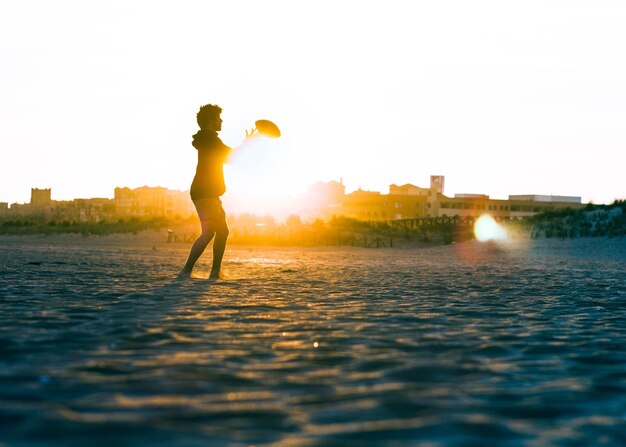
[209,207,229,279]
[209,226,229,279]
[178,200,217,278]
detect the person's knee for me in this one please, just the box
[198,230,215,244]
[216,224,229,238]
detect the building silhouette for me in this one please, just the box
[114,186,194,218]
[302,180,346,220]
[309,175,583,221]
[30,188,52,207]
[0,176,586,223]
[0,186,195,222]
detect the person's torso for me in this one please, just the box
[190,132,231,199]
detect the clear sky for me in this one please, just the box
[1,0,625,215]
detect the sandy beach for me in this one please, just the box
[1,234,625,446]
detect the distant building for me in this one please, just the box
[115,186,165,217]
[430,175,445,195]
[0,180,589,223]
[114,186,194,218]
[455,194,490,199]
[508,194,581,204]
[341,188,430,221]
[6,203,29,218]
[165,189,195,218]
[306,175,584,222]
[31,188,52,207]
[389,183,430,196]
[0,186,194,222]
[437,194,582,218]
[73,198,116,222]
[341,189,385,220]
[303,180,346,220]
[27,188,53,216]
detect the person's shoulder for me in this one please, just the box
[193,131,224,150]
[216,136,232,152]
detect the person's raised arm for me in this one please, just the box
[225,127,261,163]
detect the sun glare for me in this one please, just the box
[223,136,304,219]
[474,215,508,242]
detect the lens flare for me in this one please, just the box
[474,215,508,242]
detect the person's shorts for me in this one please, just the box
[192,197,228,232]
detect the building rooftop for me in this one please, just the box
[508,195,581,204]
[454,194,490,199]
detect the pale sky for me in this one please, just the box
[1,0,625,215]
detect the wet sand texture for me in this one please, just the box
[1,236,625,446]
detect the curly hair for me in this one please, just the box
[196,104,222,129]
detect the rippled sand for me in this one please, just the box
[1,234,625,446]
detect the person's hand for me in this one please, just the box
[245,128,260,140]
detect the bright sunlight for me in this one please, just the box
[474,215,508,242]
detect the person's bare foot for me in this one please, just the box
[208,271,228,281]
[177,269,192,280]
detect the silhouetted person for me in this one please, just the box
[178,104,255,279]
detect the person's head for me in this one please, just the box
[197,104,223,131]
